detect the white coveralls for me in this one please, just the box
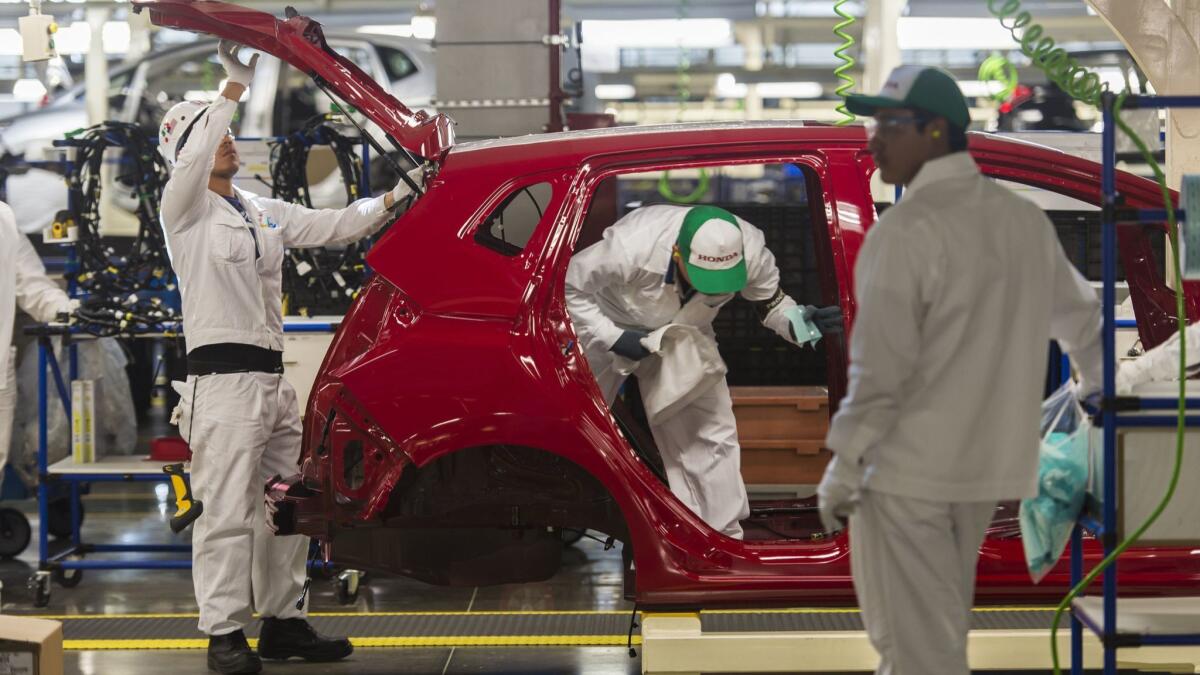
[0,201,72,474]
[160,96,394,636]
[566,205,802,539]
[825,153,1103,675]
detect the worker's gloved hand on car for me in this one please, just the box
[817,453,866,534]
[784,304,843,346]
[388,166,427,208]
[610,329,651,361]
[805,305,844,335]
[217,40,259,87]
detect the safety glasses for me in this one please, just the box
[864,114,924,140]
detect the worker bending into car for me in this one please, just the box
[158,41,421,674]
[566,203,842,540]
[817,66,1103,675]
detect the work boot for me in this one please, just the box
[257,617,353,662]
[207,630,262,674]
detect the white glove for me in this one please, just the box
[390,165,426,205]
[218,40,259,87]
[58,298,80,325]
[817,453,866,534]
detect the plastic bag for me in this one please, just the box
[10,338,138,487]
[1020,379,1091,583]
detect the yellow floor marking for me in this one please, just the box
[35,609,635,620]
[64,636,643,651]
[35,606,1056,621]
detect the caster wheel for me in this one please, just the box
[53,555,84,588]
[47,498,84,540]
[29,573,51,608]
[334,570,360,605]
[0,508,31,559]
[53,567,83,588]
[560,528,586,547]
[310,562,335,580]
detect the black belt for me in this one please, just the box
[187,343,284,376]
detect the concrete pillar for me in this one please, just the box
[861,0,903,95]
[735,22,763,72]
[744,83,763,121]
[1086,0,1200,192]
[84,6,111,125]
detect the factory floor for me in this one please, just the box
[0,484,1167,675]
[0,481,643,674]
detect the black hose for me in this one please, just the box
[269,116,373,317]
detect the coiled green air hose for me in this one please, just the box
[978,53,1020,104]
[832,0,857,125]
[986,2,1186,673]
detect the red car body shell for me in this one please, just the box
[136,0,1199,607]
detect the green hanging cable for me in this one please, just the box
[978,53,1020,104]
[985,3,1186,673]
[832,0,857,125]
[660,0,709,204]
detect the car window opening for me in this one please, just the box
[568,163,834,544]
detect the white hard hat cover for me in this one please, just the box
[158,100,211,166]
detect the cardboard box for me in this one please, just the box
[0,616,63,675]
[731,386,831,485]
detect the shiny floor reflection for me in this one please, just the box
[0,483,639,674]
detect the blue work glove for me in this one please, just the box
[805,305,844,335]
[610,330,651,361]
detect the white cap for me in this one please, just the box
[678,205,748,294]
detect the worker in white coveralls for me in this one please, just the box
[817,65,1104,675]
[0,201,74,477]
[158,42,421,674]
[566,204,843,540]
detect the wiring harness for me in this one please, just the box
[269,116,370,316]
[58,122,180,337]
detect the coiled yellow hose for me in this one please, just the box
[832,0,857,125]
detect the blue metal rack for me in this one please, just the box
[1068,92,1200,674]
[28,319,341,607]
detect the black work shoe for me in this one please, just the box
[207,630,262,674]
[258,617,353,662]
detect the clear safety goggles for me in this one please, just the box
[863,114,924,140]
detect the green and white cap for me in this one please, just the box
[677,206,747,295]
[845,65,970,130]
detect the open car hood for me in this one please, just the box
[131,0,454,161]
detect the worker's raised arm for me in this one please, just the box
[160,41,257,231]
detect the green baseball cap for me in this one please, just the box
[845,65,971,130]
[677,206,747,295]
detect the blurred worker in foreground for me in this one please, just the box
[158,41,421,674]
[0,200,73,479]
[567,203,843,539]
[817,65,1103,675]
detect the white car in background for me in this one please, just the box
[0,32,435,233]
